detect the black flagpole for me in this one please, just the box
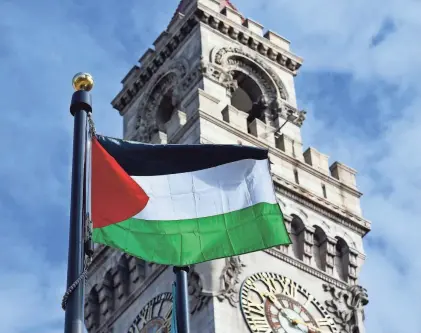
[64,73,93,333]
[173,266,191,333]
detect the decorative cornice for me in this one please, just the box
[264,248,348,289]
[111,16,199,115]
[196,5,303,74]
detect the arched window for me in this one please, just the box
[313,226,327,271]
[230,72,261,113]
[117,255,131,299]
[230,71,268,131]
[290,216,305,260]
[335,237,350,281]
[85,287,100,331]
[102,271,115,317]
[156,89,176,133]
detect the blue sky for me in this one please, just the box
[0,0,420,332]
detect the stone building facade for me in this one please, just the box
[84,1,371,333]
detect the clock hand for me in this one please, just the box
[279,309,293,322]
[290,319,321,333]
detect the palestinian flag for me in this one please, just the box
[91,135,291,266]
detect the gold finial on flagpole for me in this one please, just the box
[72,72,94,92]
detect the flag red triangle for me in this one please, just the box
[92,137,149,228]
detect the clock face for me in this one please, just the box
[240,272,338,333]
[127,292,173,333]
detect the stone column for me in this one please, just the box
[348,248,359,285]
[302,226,314,265]
[325,236,337,276]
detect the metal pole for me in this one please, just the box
[173,266,191,333]
[84,111,94,258]
[64,73,94,333]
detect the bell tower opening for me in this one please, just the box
[230,71,267,130]
[156,89,175,133]
[230,72,261,113]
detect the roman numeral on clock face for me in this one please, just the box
[257,273,279,295]
[280,278,297,299]
[249,316,271,333]
[247,302,266,315]
[145,306,153,321]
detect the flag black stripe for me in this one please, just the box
[96,135,268,176]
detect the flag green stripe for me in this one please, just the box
[92,202,291,266]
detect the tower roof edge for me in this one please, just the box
[170,0,241,25]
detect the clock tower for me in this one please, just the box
[84,1,371,333]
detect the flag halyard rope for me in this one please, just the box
[61,214,93,311]
[87,113,96,137]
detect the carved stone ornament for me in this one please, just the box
[323,283,369,333]
[188,265,212,314]
[216,256,246,307]
[277,102,307,127]
[134,58,190,141]
[212,46,289,101]
[201,60,238,93]
[186,257,247,314]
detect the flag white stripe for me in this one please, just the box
[131,158,276,221]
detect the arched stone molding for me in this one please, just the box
[134,58,190,141]
[312,225,328,272]
[296,208,309,222]
[289,207,309,226]
[343,232,357,249]
[210,46,289,104]
[320,221,332,235]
